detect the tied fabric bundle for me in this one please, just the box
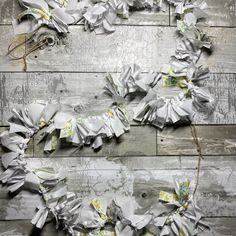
[104,0,214,129]
[0,102,129,194]
[0,107,208,235]
[154,179,208,236]
[104,64,160,102]
[0,104,209,235]
[105,63,214,129]
[13,0,164,35]
[1,0,215,235]
[83,0,155,34]
[13,0,82,34]
[39,106,130,152]
[12,0,210,35]
[169,0,211,49]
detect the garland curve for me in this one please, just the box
[1,0,216,235]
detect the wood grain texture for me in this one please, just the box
[1,25,236,73]
[0,72,113,125]
[157,125,236,156]
[194,74,236,125]
[202,0,236,27]
[114,4,169,26]
[170,0,236,27]
[0,73,236,126]
[0,0,236,234]
[0,0,22,25]
[0,220,64,236]
[0,26,25,71]
[0,155,236,220]
[23,26,236,73]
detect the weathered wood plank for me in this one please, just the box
[202,218,236,236]
[204,0,236,27]
[115,5,169,26]
[0,0,22,25]
[1,217,236,236]
[170,0,236,27]
[157,125,236,156]
[0,73,28,124]
[0,73,236,126]
[0,72,113,125]
[0,155,236,219]
[33,125,157,157]
[0,26,25,71]
[24,26,236,73]
[194,74,236,125]
[1,25,236,74]
[4,155,236,172]
[0,1,169,25]
[0,220,64,236]
[34,124,236,157]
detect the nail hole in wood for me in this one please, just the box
[141,192,147,198]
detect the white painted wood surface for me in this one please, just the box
[0,0,236,235]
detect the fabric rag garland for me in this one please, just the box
[13,0,162,35]
[1,0,215,235]
[1,102,129,155]
[0,110,208,235]
[104,0,214,129]
[104,62,214,129]
[12,0,212,36]
[104,54,214,129]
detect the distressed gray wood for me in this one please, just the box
[1,217,235,236]
[33,125,157,157]
[24,26,236,73]
[205,0,236,27]
[0,220,65,236]
[0,155,236,219]
[0,0,22,24]
[0,1,169,25]
[0,72,113,125]
[0,73,29,124]
[0,190,44,221]
[190,217,236,236]
[157,125,236,156]
[3,154,236,171]
[0,73,236,126]
[115,5,169,26]
[1,25,236,73]
[0,26,25,71]
[171,0,236,27]
[194,74,236,125]
[0,1,235,235]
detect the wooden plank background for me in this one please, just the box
[0,0,236,235]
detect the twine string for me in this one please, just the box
[190,123,204,196]
[7,30,50,71]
